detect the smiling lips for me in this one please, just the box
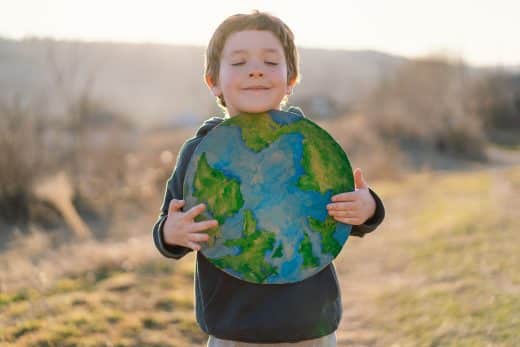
[243,86,270,90]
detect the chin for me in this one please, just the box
[245,108,271,114]
[240,105,278,114]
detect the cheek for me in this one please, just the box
[219,71,240,92]
[220,66,240,81]
[270,66,288,84]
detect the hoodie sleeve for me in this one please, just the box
[152,117,224,259]
[349,188,385,237]
[152,138,198,259]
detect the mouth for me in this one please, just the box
[242,86,270,91]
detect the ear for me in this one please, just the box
[205,74,222,97]
[286,77,297,95]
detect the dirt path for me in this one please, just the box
[334,200,413,347]
[333,147,520,346]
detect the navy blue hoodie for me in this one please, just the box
[152,107,385,343]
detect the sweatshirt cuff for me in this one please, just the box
[153,215,192,259]
[349,188,385,238]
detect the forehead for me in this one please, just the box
[222,30,284,56]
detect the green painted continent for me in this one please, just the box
[280,120,353,195]
[299,233,320,269]
[212,209,278,283]
[193,152,244,225]
[308,216,342,256]
[223,113,282,151]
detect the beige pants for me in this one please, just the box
[207,332,336,347]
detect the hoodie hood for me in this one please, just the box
[195,116,225,137]
[285,105,305,117]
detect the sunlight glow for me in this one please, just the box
[1,0,519,67]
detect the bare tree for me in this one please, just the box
[44,40,138,222]
[45,40,100,187]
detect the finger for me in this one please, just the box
[354,168,369,189]
[333,216,362,225]
[327,202,356,211]
[184,203,206,220]
[191,219,219,232]
[331,192,357,202]
[186,241,202,251]
[189,232,210,243]
[328,210,356,218]
[168,199,185,213]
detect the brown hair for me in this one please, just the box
[204,10,300,107]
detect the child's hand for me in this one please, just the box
[163,199,218,251]
[327,168,376,225]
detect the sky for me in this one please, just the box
[1,0,518,67]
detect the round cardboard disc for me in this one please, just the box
[183,110,354,284]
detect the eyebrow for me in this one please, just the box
[230,48,281,55]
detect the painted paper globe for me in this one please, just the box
[183,110,354,284]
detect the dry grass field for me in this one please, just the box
[1,155,518,346]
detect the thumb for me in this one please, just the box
[168,199,185,214]
[354,168,369,189]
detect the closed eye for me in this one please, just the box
[231,62,245,66]
[265,62,278,66]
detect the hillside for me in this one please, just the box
[1,37,407,127]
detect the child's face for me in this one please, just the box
[208,30,295,117]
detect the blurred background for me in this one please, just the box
[0,1,519,346]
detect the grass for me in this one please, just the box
[1,165,519,346]
[0,252,204,346]
[369,165,520,346]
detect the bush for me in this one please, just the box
[469,71,520,145]
[0,94,137,239]
[0,96,45,227]
[361,57,488,160]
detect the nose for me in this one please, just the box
[249,70,264,78]
[248,61,264,78]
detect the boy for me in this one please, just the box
[152,11,385,346]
